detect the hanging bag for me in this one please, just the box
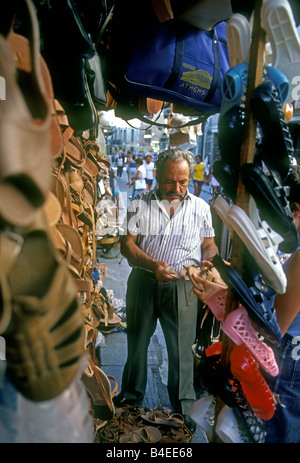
[105,1,230,121]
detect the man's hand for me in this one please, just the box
[153,261,178,282]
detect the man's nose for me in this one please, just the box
[174,182,181,192]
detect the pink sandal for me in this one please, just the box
[205,288,228,321]
[206,291,278,377]
[221,307,279,377]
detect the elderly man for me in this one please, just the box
[115,148,218,433]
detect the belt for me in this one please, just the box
[132,268,157,280]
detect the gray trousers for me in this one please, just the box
[119,268,198,415]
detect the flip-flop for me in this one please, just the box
[261,0,300,103]
[215,403,266,443]
[212,254,282,346]
[250,80,294,180]
[218,106,246,168]
[230,344,276,421]
[241,162,298,253]
[228,204,287,294]
[203,287,279,377]
[214,195,287,294]
[221,306,279,377]
[219,60,289,118]
[197,342,249,409]
[189,395,216,441]
[226,13,251,67]
[212,160,239,203]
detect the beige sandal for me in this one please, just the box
[0,0,52,227]
[1,209,85,402]
[187,265,227,304]
[82,359,118,421]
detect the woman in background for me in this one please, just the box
[193,155,205,197]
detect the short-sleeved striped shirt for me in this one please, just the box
[123,186,215,273]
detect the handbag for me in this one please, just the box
[36,0,98,134]
[86,51,107,109]
[105,1,230,119]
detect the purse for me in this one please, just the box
[85,51,107,109]
[36,0,98,134]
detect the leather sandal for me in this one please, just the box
[118,426,162,443]
[187,265,227,303]
[54,223,85,278]
[65,135,87,169]
[8,31,63,161]
[43,191,62,227]
[141,408,182,428]
[1,209,85,402]
[0,0,52,227]
[159,425,193,443]
[81,359,118,421]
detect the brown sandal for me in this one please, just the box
[118,426,162,443]
[187,265,227,303]
[0,0,52,227]
[1,209,84,402]
[81,359,118,421]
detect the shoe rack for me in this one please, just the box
[212,0,268,442]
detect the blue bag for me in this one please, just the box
[123,19,230,116]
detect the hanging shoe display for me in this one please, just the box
[213,254,282,346]
[213,195,287,294]
[250,79,295,180]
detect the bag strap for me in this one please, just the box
[131,111,208,129]
[204,28,220,103]
[164,23,184,90]
[95,4,115,45]
[108,82,208,128]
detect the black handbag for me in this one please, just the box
[36,0,99,134]
[86,51,107,109]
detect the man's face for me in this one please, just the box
[158,159,190,203]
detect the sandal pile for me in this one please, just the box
[0,0,119,410]
[96,406,193,443]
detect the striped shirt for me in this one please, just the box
[123,186,215,273]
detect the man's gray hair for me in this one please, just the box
[155,148,194,183]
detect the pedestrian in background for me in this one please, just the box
[193,155,205,197]
[116,150,124,178]
[144,153,156,191]
[130,157,146,198]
